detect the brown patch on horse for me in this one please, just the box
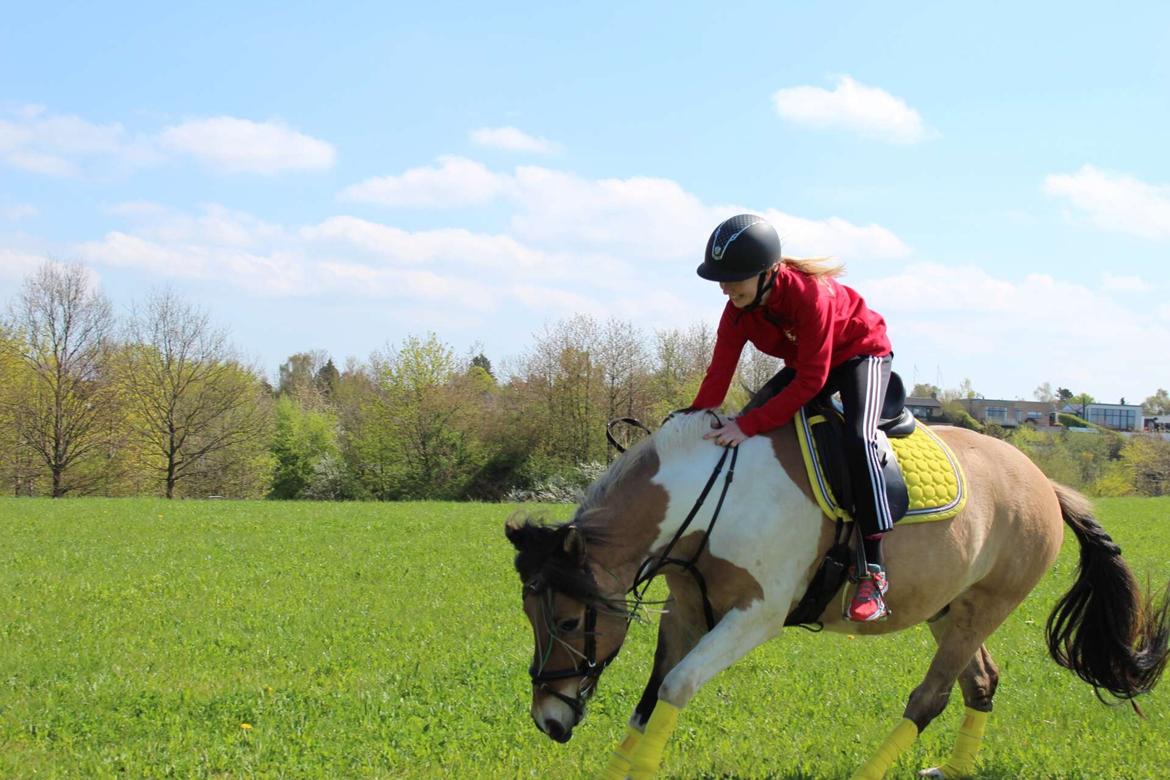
[766,425,817,503]
[574,443,672,583]
[660,531,765,621]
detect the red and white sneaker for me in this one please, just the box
[847,564,890,622]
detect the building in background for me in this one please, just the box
[1065,402,1142,431]
[960,399,1057,429]
[1145,415,1170,432]
[905,396,945,423]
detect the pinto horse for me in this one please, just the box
[505,411,1169,779]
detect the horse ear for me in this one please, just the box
[562,525,586,565]
[504,514,530,549]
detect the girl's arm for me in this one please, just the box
[691,307,747,410]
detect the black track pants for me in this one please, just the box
[826,354,895,537]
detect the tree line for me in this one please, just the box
[3,262,1168,500]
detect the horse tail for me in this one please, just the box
[1045,482,1170,708]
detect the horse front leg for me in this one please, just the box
[625,601,786,780]
[598,596,704,780]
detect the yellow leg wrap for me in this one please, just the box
[850,718,919,780]
[597,725,642,780]
[936,708,989,778]
[628,701,680,780]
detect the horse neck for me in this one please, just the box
[578,426,726,597]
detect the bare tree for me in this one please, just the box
[122,290,269,498]
[2,262,116,496]
[651,321,719,415]
[597,318,651,418]
[522,315,605,464]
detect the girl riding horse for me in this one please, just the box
[693,214,895,622]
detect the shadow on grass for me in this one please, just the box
[682,760,1034,779]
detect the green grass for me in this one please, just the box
[1,497,1168,779]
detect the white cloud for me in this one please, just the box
[864,262,1170,400]
[0,107,333,177]
[339,155,511,207]
[470,126,561,154]
[511,285,608,318]
[337,157,910,264]
[75,231,308,296]
[772,76,930,144]
[0,248,49,282]
[2,204,39,220]
[160,117,335,174]
[302,216,548,273]
[1044,165,1170,240]
[762,209,912,261]
[317,262,497,311]
[104,201,172,218]
[1102,273,1152,293]
[509,166,711,259]
[0,106,157,176]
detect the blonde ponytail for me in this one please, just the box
[780,256,845,278]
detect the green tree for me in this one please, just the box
[1068,392,1095,420]
[0,328,43,495]
[911,383,941,399]
[269,395,340,499]
[522,315,606,466]
[1121,435,1170,496]
[649,322,715,420]
[470,352,494,379]
[347,333,476,499]
[314,358,340,398]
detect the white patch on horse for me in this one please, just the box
[646,413,824,704]
[532,690,575,730]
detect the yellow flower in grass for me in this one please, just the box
[241,723,253,730]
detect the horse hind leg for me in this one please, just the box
[852,592,1016,780]
[918,636,1000,779]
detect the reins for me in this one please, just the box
[627,431,738,631]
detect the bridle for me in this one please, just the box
[525,577,623,719]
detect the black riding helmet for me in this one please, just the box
[696,214,781,282]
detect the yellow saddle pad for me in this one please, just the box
[794,409,967,525]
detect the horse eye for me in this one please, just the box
[558,618,580,633]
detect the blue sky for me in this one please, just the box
[2,2,1168,402]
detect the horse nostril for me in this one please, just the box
[544,719,567,742]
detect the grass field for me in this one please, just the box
[1,497,1168,779]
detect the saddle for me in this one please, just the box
[744,370,917,526]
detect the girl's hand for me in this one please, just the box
[703,418,749,448]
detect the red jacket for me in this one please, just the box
[691,264,891,436]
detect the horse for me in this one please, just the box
[504,410,1169,779]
